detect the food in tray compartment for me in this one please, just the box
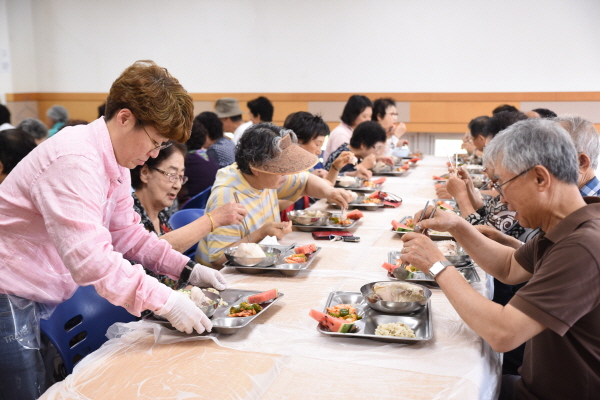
[436,241,458,256]
[309,309,355,333]
[372,161,388,172]
[337,176,357,187]
[363,180,377,188]
[436,201,455,211]
[372,282,426,302]
[228,302,262,317]
[205,288,228,306]
[326,304,363,322]
[375,322,416,338]
[330,216,353,225]
[295,243,317,254]
[178,287,214,308]
[234,243,266,259]
[363,198,382,204]
[247,289,279,304]
[346,210,363,219]
[381,261,418,274]
[432,175,447,181]
[304,210,327,218]
[285,254,308,263]
[391,219,414,232]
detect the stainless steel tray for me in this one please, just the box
[329,195,384,210]
[315,291,433,343]
[372,165,408,176]
[391,216,453,240]
[145,288,284,335]
[387,251,480,286]
[293,214,360,232]
[225,244,322,276]
[431,199,460,215]
[334,180,382,193]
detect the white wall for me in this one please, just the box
[3,0,600,94]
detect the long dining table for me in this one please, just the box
[41,156,501,400]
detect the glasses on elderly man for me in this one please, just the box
[150,167,188,184]
[490,167,533,197]
[142,125,172,151]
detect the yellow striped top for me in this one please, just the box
[196,163,308,265]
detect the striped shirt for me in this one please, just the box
[196,163,309,265]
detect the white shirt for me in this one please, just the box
[0,122,15,131]
[232,121,253,144]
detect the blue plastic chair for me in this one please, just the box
[40,285,136,375]
[168,208,206,258]
[181,186,212,210]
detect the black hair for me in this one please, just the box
[532,108,557,118]
[236,122,288,175]
[283,112,330,144]
[0,104,11,125]
[340,95,373,126]
[0,129,36,176]
[98,103,106,118]
[187,116,209,151]
[247,96,274,122]
[372,98,396,122]
[196,111,224,141]
[483,111,528,139]
[130,141,187,190]
[349,121,387,149]
[492,104,519,115]
[468,116,490,139]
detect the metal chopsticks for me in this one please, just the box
[233,192,251,242]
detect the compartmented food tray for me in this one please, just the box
[387,251,480,286]
[293,215,360,232]
[145,288,285,335]
[315,291,432,344]
[329,196,384,210]
[372,166,408,176]
[391,216,453,240]
[334,181,382,193]
[225,244,322,276]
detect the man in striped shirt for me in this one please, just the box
[197,123,352,268]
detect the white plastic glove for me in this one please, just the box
[155,290,212,334]
[188,264,228,290]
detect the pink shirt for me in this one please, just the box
[0,118,188,315]
[323,122,352,161]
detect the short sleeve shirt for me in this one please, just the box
[323,143,356,173]
[511,197,600,399]
[196,163,309,265]
[207,137,236,169]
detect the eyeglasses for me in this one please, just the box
[142,126,172,151]
[150,167,188,184]
[490,167,533,197]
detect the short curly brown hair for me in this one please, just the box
[105,60,194,143]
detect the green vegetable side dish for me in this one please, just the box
[229,302,263,315]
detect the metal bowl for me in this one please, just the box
[436,240,471,267]
[463,164,484,174]
[470,174,487,188]
[287,210,332,226]
[199,290,221,318]
[360,281,431,314]
[224,245,281,267]
[336,176,361,188]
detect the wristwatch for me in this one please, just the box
[429,260,453,279]
[178,259,196,286]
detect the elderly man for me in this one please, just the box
[214,97,252,143]
[401,119,600,399]
[197,122,352,269]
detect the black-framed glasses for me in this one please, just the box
[150,167,188,184]
[142,126,172,151]
[490,167,533,197]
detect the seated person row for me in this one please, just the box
[323,121,387,180]
[401,118,600,399]
[371,98,408,156]
[131,142,246,287]
[284,111,357,185]
[197,123,352,269]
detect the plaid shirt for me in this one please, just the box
[580,176,600,197]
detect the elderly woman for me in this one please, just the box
[401,118,600,400]
[197,111,236,169]
[130,142,246,288]
[46,105,69,137]
[372,98,408,156]
[323,94,373,161]
[323,121,387,180]
[197,123,352,269]
[0,60,235,399]
[17,118,49,145]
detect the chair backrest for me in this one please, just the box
[40,285,136,374]
[168,208,205,257]
[181,186,212,210]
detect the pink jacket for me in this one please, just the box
[323,122,352,162]
[0,118,187,315]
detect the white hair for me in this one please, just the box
[553,115,599,169]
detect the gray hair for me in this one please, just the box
[17,118,48,140]
[553,115,599,169]
[235,122,298,174]
[484,119,578,185]
[46,105,69,123]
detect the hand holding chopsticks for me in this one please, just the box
[233,192,251,242]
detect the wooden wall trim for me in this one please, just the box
[7,92,600,102]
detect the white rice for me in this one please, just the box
[375,322,416,338]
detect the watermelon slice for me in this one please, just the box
[247,289,278,304]
[391,220,413,232]
[368,191,382,199]
[382,262,397,274]
[372,177,386,185]
[436,201,454,211]
[346,210,363,220]
[295,243,317,254]
[433,175,447,180]
[309,309,354,333]
[409,157,420,163]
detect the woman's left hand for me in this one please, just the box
[400,233,446,274]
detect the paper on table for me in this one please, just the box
[259,235,279,245]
